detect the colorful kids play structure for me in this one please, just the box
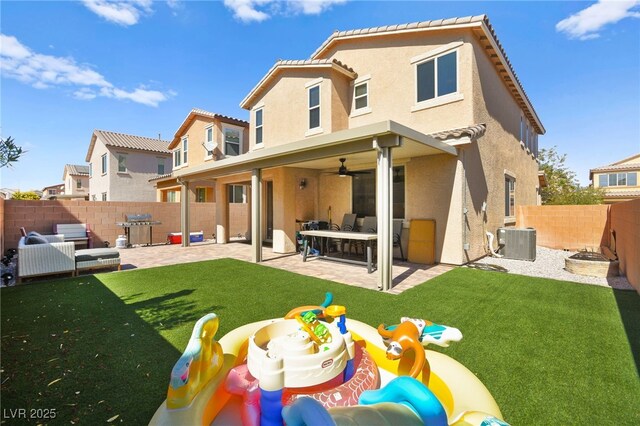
[150,293,509,426]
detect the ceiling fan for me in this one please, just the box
[328,158,370,177]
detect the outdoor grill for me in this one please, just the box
[116,214,162,247]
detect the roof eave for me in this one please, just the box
[240,62,357,110]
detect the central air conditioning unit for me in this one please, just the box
[497,227,536,261]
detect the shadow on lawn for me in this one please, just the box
[127,289,223,330]
[0,276,182,424]
[612,288,640,376]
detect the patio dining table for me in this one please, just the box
[299,229,377,273]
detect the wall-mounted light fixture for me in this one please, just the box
[299,178,306,190]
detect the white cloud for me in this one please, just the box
[82,0,153,26]
[556,0,640,40]
[224,0,347,23]
[0,34,172,107]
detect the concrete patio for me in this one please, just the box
[115,240,454,294]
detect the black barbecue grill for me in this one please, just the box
[116,214,162,247]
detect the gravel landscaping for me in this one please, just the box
[472,246,634,290]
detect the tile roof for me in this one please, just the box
[429,124,486,141]
[149,172,173,182]
[240,59,357,109]
[590,153,640,175]
[310,15,544,134]
[64,164,90,176]
[189,108,249,125]
[95,130,172,154]
[604,190,640,198]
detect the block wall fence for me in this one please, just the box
[1,200,249,251]
[517,200,639,293]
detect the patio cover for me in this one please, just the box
[173,120,457,291]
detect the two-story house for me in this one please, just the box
[41,183,65,200]
[61,164,90,200]
[589,153,640,203]
[170,15,545,290]
[85,130,172,202]
[151,109,249,205]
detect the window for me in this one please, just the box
[117,154,127,173]
[76,179,82,189]
[351,166,405,219]
[89,163,92,177]
[224,127,241,156]
[196,188,206,203]
[228,185,246,203]
[101,192,107,201]
[505,176,516,217]
[101,154,107,174]
[416,51,457,103]
[308,84,320,129]
[182,138,188,164]
[255,108,263,145]
[167,190,177,203]
[533,133,539,157]
[157,158,165,175]
[520,117,524,142]
[49,189,57,195]
[204,126,214,157]
[607,172,637,187]
[174,150,181,168]
[354,82,368,110]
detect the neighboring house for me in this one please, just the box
[42,184,65,200]
[85,130,172,202]
[169,15,545,289]
[152,109,248,203]
[61,164,90,200]
[589,153,640,204]
[0,188,18,199]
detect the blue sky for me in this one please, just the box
[1,0,639,190]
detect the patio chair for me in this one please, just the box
[327,214,356,255]
[347,216,377,257]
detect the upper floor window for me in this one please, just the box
[49,189,57,195]
[416,50,457,103]
[182,137,188,164]
[308,84,321,130]
[601,172,637,187]
[117,154,127,173]
[204,126,214,157]
[505,175,516,217]
[224,127,242,156]
[101,154,107,175]
[76,179,82,189]
[174,150,181,168]
[354,82,368,110]
[255,108,263,145]
[157,158,165,175]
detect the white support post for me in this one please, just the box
[376,142,393,291]
[251,169,262,263]
[180,180,190,248]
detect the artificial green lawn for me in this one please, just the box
[1,259,638,425]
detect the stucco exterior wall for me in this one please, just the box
[466,35,540,261]
[107,147,171,202]
[64,174,89,197]
[248,69,351,149]
[88,138,111,200]
[320,30,475,134]
[172,116,250,172]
